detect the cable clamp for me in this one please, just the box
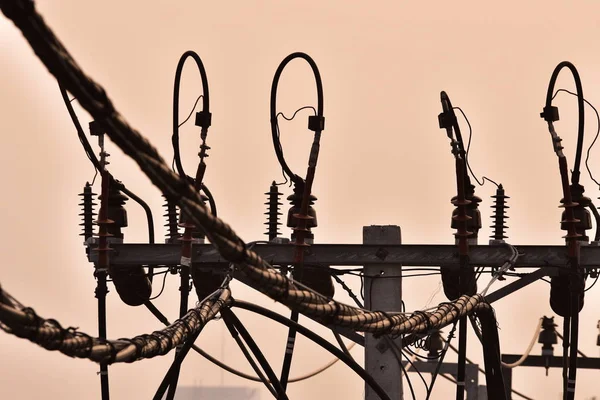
[438,111,456,130]
[308,115,325,131]
[195,111,212,128]
[540,105,560,122]
[89,120,105,136]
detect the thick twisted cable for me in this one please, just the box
[1,0,484,336]
[270,52,324,185]
[0,285,229,363]
[543,61,585,184]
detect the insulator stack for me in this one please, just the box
[562,183,591,242]
[163,195,180,243]
[101,180,152,306]
[490,184,509,243]
[98,182,128,241]
[286,184,317,240]
[264,181,282,240]
[79,182,97,241]
[450,196,472,245]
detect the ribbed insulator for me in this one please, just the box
[286,184,317,230]
[490,184,509,241]
[163,195,180,243]
[560,183,591,242]
[79,182,97,241]
[264,181,282,240]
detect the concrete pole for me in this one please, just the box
[364,225,402,400]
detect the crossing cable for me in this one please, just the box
[0,0,490,339]
[144,299,357,384]
[232,300,391,400]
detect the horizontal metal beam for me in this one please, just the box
[88,243,600,269]
[501,354,600,369]
[403,360,479,376]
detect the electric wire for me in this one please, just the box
[453,106,499,188]
[232,300,391,400]
[501,318,543,368]
[178,95,203,128]
[551,88,600,188]
[445,332,535,400]
[426,321,457,400]
[143,298,359,384]
[1,0,493,353]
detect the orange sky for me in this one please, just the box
[2,1,600,399]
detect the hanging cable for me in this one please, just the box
[232,300,391,400]
[426,322,458,400]
[453,106,499,188]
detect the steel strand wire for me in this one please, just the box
[2,0,486,337]
[0,283,230,363]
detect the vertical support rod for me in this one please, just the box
[457,316,468,400]
[501,366,513,399]
[95,130,110,400]
[165,263,191,400]
[464,364,479,400]
[364,225,402,400]
[96,269,110,400]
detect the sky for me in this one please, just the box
[2,1,600,399]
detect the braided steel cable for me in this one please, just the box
[0,0,488,338]
[0,282,229,364]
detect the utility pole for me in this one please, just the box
[364,225,403,400]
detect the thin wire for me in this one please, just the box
[273,105,317,186]
[399,347,428,394]
[178,95,203,128]
[584,274,599,292]
[501,318,543,368]
[172,94,204,171]
[426,321,458,399]
[453,106,499,188]
[148,271,169,300]
[552,89,600,187]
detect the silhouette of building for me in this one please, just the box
[165,386,260,400]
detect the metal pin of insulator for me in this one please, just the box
[264,181,283,240]
[79,182,97,241]
[490,184,510,243]
[163,195,180,243]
